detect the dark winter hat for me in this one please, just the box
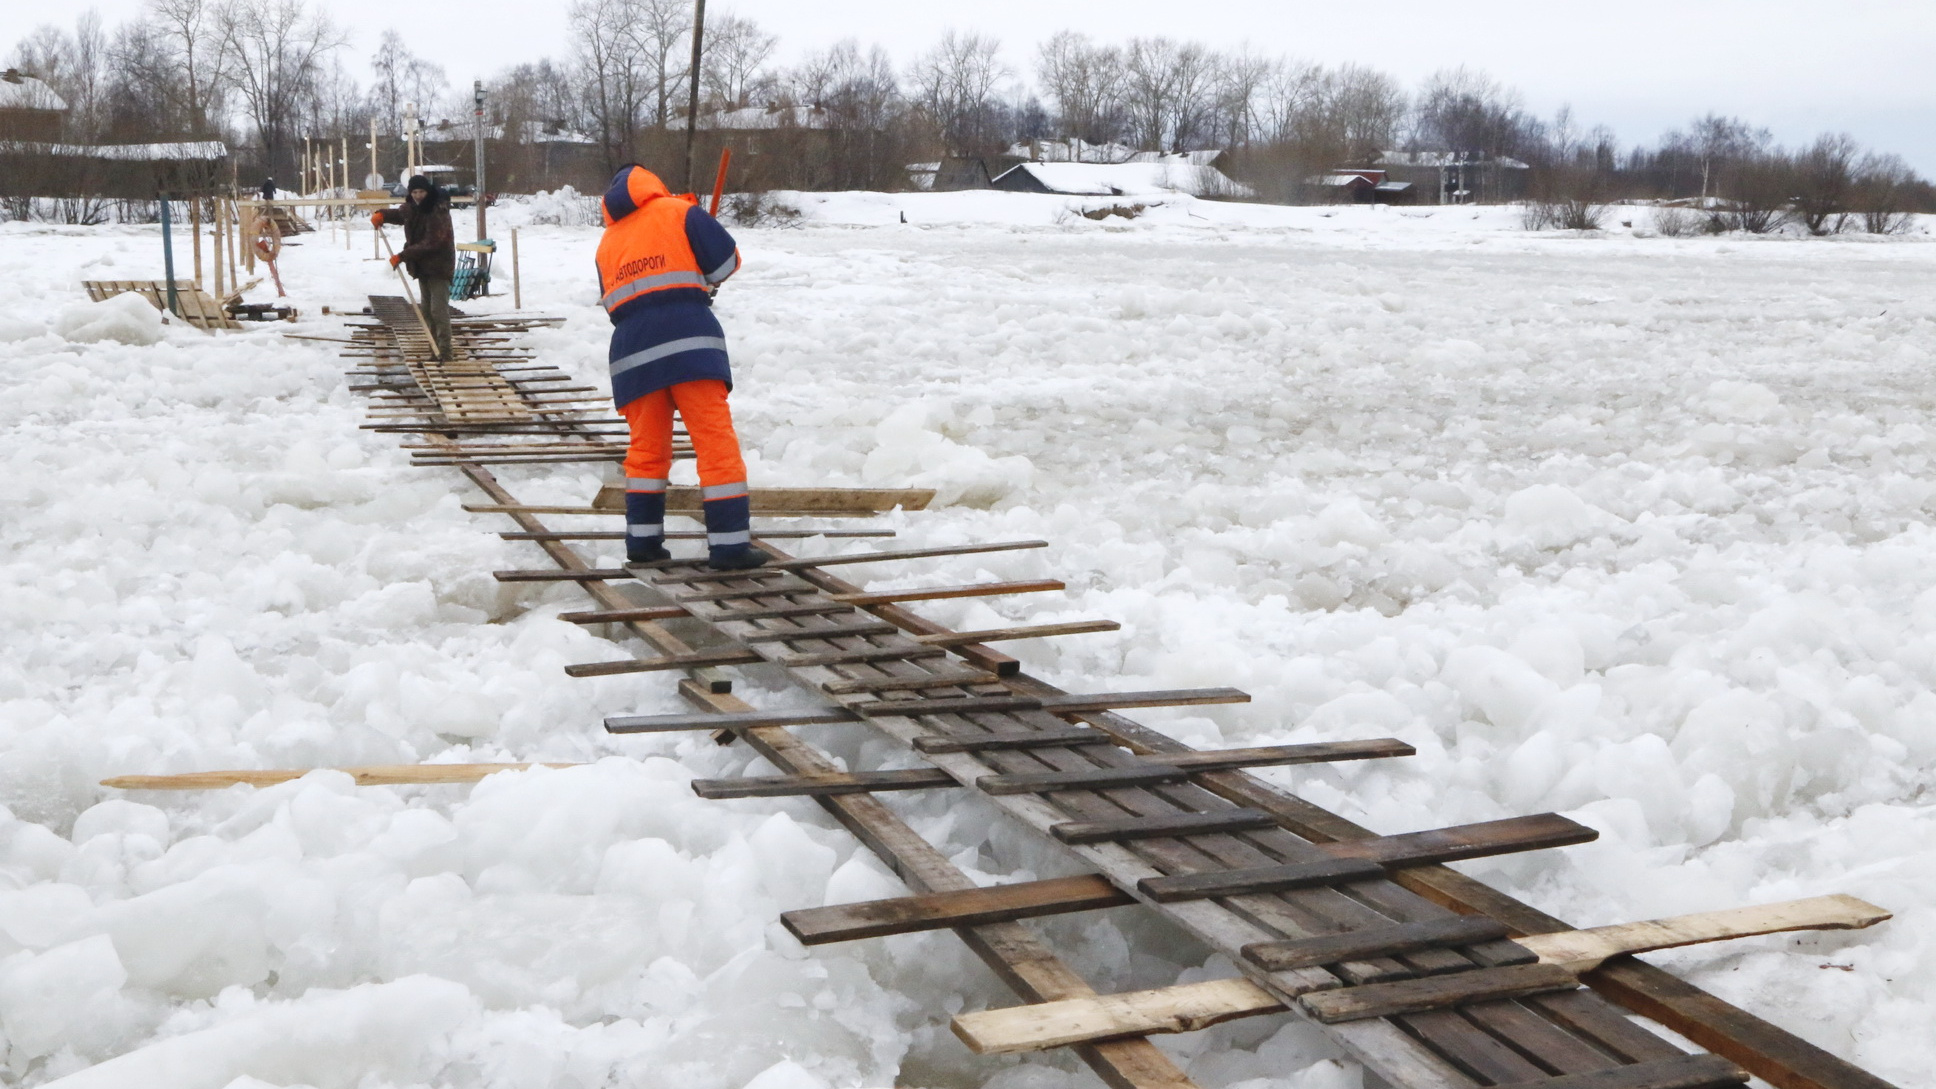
[407,174,433,192]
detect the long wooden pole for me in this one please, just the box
[682,0,707,193]
[374,224,439,347]
[190,197,203,287]
[511,226,521,309]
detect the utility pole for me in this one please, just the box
[682,0,708,193]
[473,79,488,241]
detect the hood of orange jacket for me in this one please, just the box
[602,165,700,226]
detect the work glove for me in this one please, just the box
[370,211,385,227]
[389,254,403,268]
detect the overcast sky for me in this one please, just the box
[8,0,1935,173]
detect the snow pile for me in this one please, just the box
[495,187,604,228]
[3,203,1935,1088]
[51,291,164,346]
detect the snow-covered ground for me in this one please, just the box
[2,191,1933,1089]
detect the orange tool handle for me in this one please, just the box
[709,148,732,216]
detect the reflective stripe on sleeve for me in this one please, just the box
[625,477,667,492]
[703,252,740,284]
[701,481,749,500]
[609,336,729,378]
[600,270,710,311]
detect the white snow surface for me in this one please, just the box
[3,193,1935,1088]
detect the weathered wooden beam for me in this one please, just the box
[739,620,901,642]
[1136,814,1593,902]
[828,578,1065,606]
[821,670,1004,695]
[980,740,1415,797]
[853,686,1251,718]
[1500,1055,1747,1089]
[1513,895,1889,972]
[558,605,689,624]
[1051,808,1282,846]
[782,874,1135,945]
[690,767,958,799]
[102,762,578,790]
[1299,963,1581,1023]
[953,977,1284,1055]
[913,620,1121,646]
[590,484,937,514]
[1241,915,1516,972]
[606,708,859,734]
[502,529,895,541]
[564,649,764,677]
[664,539,1049,583]
[914,728,1113,754]
[777,644,949,668]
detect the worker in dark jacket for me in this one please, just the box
[595,164,761,570]
[370,174,456,360]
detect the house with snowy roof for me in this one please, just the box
[0,68,67,142]
[1374,150,1530,204]
[990,159,1252,199]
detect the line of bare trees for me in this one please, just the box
[8,5,1932,225]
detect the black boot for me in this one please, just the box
[627,538,671,564]
[706,546,768,571]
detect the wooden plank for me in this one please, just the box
[1138,857,1386,902]
[821,670,1003,695]
[782,874,1135,945]
[955,977,1283,1055]
[1501,1055,1747,1089]
[854,687,1250,717]
[502,529,894,541]
[675,582,820,602]
[590,485,937,514]
[979,740,1412,797]
[1137,814,1592,902]
[558,605,688,624]
[738,620,901,642]
[1516,896,1890,972]
[606,709,859,734]
[102,762,578,789]
[777,644,949,668]
[665,539,1049,582]
[1052,808,1281,846]
[690,767,959,799]
[564,649,763,677]
[495,568,633,582]
[465,503,893,518]
[1299,963,1580,1024]
[828,579,1067,606]
[709,601,856,621]
[1319,814,1599,867]
[915,728,1113,754]
[1243,916,1517,972]
[914,620,1121,646]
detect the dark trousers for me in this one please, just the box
[419,276,453,359]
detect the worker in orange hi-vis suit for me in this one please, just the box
[594,164,763,571]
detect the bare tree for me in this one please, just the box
[1791,132,1859,235]
[702,13,776,110]
[217,0,345,177]
[1411,67,1537,159]
[1120,37,1214,152]
[568,0,653,172]
[9,15,111,140]
[1852,152,1916,234]
[909,30,1008,156]
[633,0,691,127]
[369,30,447,135]
[137,0,229,133]
[1035,31,1124,147]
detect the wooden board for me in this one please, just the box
[915,728,1114,754]
[564,649,763,677]
[977,740,1412,796]
[495,568,633,582]
[782,874,1136,945]
[605,709,860,734]
[1300,963,1581,1024]
[1516,896,1891,971]
[1243,916,1518,972]
[914,620,1121,646]
[855,687,1250,717]
[666,539,1048,582]
[955,977,1282,1055]
[1498,1054,1747,1089]
[592,484,937,513]
[690,767,959,799]
[739,621,901,642]
[103,762,577,789]
[821,670,1004,695]
[1051,808,1282,845]
[1138,857,1386,902]
[778,644,949,668]
[828,579,1067,606]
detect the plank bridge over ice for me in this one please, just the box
[107,297,1901,1089]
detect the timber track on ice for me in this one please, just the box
[107,297,1904,1089]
